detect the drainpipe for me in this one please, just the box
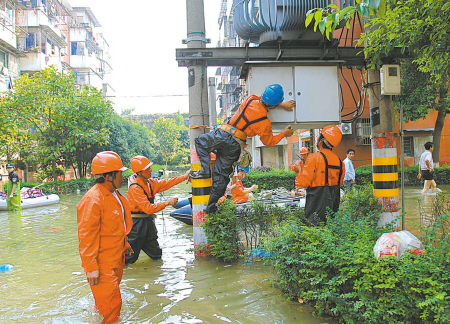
[185,0,210,256]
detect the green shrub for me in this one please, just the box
[263,184,450,323]
[35,166,66,182]
[242,169,296,191]
[356,164,450,187]
[202,200,242,261]
[22,178,95,194]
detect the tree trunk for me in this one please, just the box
[73,164,78,179]
[432,88,448,166]
[52,159,57,184]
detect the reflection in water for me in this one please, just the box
[5,179,447,323]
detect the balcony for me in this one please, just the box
[23,9,66,47]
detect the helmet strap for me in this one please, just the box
[106,171,118,190]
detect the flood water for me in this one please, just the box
[0,175,335,324]
[1,177,448,324]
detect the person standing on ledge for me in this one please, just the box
[191,84,295,213]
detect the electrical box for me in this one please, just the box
[244,62,341,129]
[380,64,401,95]
[340,123,352,135]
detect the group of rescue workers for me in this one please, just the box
[75,83,345,323]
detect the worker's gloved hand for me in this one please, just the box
[281,100,296,111]
[184,169,191,180]
[283,125,294,137]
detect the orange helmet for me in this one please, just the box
[130,155,153,173]
[320,125,342,148]
[91,151,127,175]
[300,147,309,155]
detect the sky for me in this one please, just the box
[69,0,222,115]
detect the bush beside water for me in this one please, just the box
[203,184,450,323]
[22,178,95,195]
[243,165,450,190]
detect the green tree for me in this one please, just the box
[0,66,112,181]
[306,0,450,163]
[151,117,182,167]
[175,111,185,126]
[397,62,449,163]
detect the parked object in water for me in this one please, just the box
[374,230,425,259]
[170,195,306,226]
[0,188,60,211]
[0,264,14,273]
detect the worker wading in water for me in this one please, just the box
[191,84,295,213]
[76,151,133,324]
[296,125,345,225]
[126,155,190,265]
[4,163,21,211]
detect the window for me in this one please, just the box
[403,137,414,157]
[71,42,85,55]
[26,32,36,49]
[356,118,371,145]
[0,50,6,68]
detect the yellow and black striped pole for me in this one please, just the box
[190,147,212,256]
[372,132,400,228]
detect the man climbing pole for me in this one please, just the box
[296,125,345,225]
[191,84,295,213]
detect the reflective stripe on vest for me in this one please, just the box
[231,99,268,132]
[319,152,343,186]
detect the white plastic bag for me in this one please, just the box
[374,230,425,259]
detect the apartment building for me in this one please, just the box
[0,0,113,94]
[0,1,113,180]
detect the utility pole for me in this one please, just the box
[368,68,400,228]
[185,0,210,256]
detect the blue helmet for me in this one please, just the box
[261,84,284,106]
[238,166,249,174]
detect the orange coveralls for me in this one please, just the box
[125,175,185,263]
[291,159,305,189]
[296,148,344,225]
[231,178,249,204]
[229,94,286,146]
[76,184,132,324]
[194,94,286,212]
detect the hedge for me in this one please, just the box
[21,178,95,195]
[242,165,450,190]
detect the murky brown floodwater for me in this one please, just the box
[1,175,447,324]
[0,174,335,324]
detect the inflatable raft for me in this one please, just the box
[0,188,60,211]
[170,195,306,226]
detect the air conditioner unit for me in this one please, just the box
[340,123,352,135]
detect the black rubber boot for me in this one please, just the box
[190,170,211,179]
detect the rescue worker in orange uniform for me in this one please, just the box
[291,146,310,191]
[296,125,345,225]
[230,166,258,204]
[76,151,133,324]
[126,155,190,265]
[191,84,295,213]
